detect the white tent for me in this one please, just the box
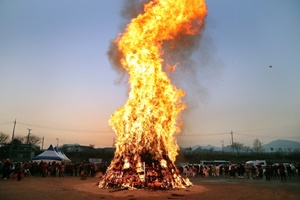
[54,146,71,162]
[32,144,70,163]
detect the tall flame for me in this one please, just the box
[100,0,207,189]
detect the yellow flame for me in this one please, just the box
[110,0,207,169]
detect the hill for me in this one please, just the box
[182,139,300,153]
[261,139,300,152]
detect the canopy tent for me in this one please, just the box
[54,146,71,162]
[32,144,71,163]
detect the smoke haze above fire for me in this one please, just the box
[108,0,212,116]
[0,0,299,149]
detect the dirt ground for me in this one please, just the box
[1,175,299,200]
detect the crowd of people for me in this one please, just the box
[182,162,300,182]
[2,158,300,183]
[0,159,108,181]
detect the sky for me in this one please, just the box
[1,0,299,149]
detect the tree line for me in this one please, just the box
[1,131,299,164]
[177,138,299,164]
[0,131,42,146]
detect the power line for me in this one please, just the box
[2,120,299,140]
[177,132,228,137]
[231,126,300,133]
[17,121,113,133]
[234,132,300,139]
[0,122,12,125]
[175,131,300,139]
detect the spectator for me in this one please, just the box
[15,162,23,181]
[60,162,65,177]
[296,162,300,177]
[251,165,257,179]
[245,164,250,179]
[229,164,235,178]
[2,159,12,180]
[278,162,286,182]
[237,163,245,178]
[286,164,293,178]
[264,164,272,181]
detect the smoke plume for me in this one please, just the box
[107,0,218,134]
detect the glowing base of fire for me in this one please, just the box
[99,151,192,190]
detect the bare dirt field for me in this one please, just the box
[1,175,299,200]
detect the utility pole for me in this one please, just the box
[9,119,17,159]
[230,130,234,153]
[42,137,44,150]
[56,138,59,147]
[11,119,16,141]
[220,140,224,153]
[27,128,32,144]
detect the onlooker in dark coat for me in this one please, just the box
[278,162,286,182]
[2,159,11,180]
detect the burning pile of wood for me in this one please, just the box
[99,151,192,190]
[99,0,207,191]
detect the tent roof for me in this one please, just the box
[32,144,70,162]
[54,146,71,161]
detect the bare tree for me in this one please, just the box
[0,132,9,143]
[193,147,202,153]
[184,147,193,154]
[243,145,251,155]
[232,142,244,155]
[28,135,42,145]
[209,147,214,153]
[10,134,41,145]
[13,135,26,143]
[253,138,263,154]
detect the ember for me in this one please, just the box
[100,0,207,190]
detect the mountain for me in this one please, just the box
[261,139,300,152]
[182,139,300,153]
[181,144,222,152]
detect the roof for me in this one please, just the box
[32,144,70,162]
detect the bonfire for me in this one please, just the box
[99,0,207,190]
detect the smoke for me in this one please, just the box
[107,1,220,133]
[107,0,149,85]
[159,23,212,137]
[162,29,208,107]
[120,0,149,22]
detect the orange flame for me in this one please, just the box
[101,0,207,189]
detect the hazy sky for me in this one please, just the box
[1,0,299,149]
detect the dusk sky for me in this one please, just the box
[1,0,299,149]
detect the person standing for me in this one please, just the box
[278,163,286,182]
[245,164,250,179]
[264,164,272,181]
[286,164,292,178]
[219,164,223,177]
[224,164,229,177]
[229,164,235,178]
[237,163,245,178]
[42,161,47,177]
[296,162,300,177]
[257,164,263,179]
[51,161,58,177]
[273,164,279,179]
[2,159,12,180]
[15,162,23,181]
[60,162,65,177]
[251,165,257,179]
